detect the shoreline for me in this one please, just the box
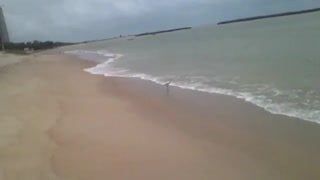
[80,53,319,124]
[75,54,320,179]
[0,53,320,179]
[218,7,320,25]
[112,75,319,124]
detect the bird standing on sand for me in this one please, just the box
[165,79,172,96]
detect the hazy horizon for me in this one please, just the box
[1,0,319,42]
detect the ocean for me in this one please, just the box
[61,12,320,123]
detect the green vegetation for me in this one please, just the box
[218,7,320,25]
[135,27,192,37]
[1,41,76,52]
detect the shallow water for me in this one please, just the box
[62,12,320,123]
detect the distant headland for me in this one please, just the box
[218,7,320,25]
[135,27,192,37]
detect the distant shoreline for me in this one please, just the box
[135,27,192,37]
[218,7,320,25]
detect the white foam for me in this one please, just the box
[66,49,320,124]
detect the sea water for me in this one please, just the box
[62,12,320,123]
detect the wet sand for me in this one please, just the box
[0,54,319,180]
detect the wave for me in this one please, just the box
[65,50,320,124]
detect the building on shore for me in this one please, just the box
[0,7,10,43]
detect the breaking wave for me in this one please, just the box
[65,50,320,124]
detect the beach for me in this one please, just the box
[0,53,320,180]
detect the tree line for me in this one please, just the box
[1,41,75,51]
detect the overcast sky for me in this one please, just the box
[1,0,319,42]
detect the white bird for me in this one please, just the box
[164,79,173,96]
[164,79,172,86]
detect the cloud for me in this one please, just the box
[1,0,319,42]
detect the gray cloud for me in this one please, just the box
[1,0,319,42]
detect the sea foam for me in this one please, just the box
[65,50,320,124]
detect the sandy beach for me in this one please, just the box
[0,53,320,180]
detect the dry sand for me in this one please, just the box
[0,52,26,67]
[0,53,319,180]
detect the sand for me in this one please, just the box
[0,52,26,67]
[0,53,319,180]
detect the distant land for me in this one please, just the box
[79,27,193,44]
[2,41,75,53]
[218,7,320,25]
[135,27,192,37]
